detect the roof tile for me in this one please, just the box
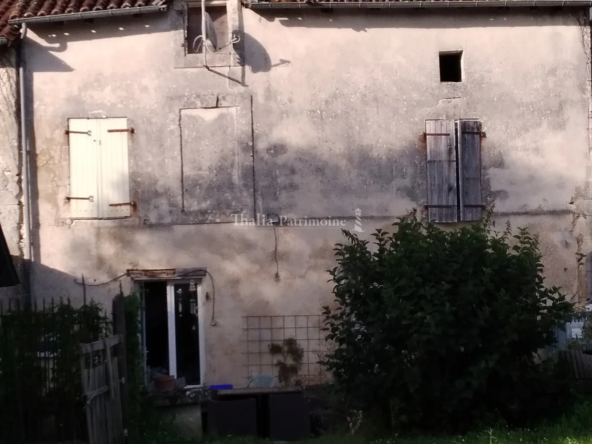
[0,0,167,41]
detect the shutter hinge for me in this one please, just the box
[109,202,136,207]
[422,131,486,141]
[65,130,91,135]
[420,132,451,144]
[463,131,486,138]
[67,196,94,202]
[107,128,135,133]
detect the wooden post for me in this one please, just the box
[105,338,115,401]
[80,350,95,444]
[113,294,129,442]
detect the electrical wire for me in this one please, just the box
[273,225,280,281]
[73,273,127,287]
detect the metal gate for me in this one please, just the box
[80,335,125,444]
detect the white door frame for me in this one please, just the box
[138,279,206,387]
[166,283,178,379]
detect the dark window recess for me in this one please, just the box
[439,52,462,82]
[187,7,229,54]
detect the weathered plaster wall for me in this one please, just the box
[0,47,21,298]
[22,7,590,385]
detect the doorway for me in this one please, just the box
[141,280,205,386]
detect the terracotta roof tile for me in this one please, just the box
[0,0,167,42]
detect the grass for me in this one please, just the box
[142,399,592,444]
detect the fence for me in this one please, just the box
[0,299,111,444]
[81,335,125,444]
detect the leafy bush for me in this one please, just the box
[322,213,574,433]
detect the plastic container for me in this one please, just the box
[209,384,233,391]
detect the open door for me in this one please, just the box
[141,280,204,386]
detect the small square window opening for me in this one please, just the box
[439,51,463,82]
[187,6,229,54]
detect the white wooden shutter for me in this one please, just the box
[426,120,458,223]
[96,118,131,218]
[458,120,483,221]
[68,119,99,218]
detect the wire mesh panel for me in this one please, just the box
[243,315,329,386]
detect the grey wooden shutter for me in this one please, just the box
[426,120,457,223]
[458,120,483,221]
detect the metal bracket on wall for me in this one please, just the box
[464,131,487,138]
[109,202,136,207]
[67,196,94,202]
[420,131,486,143]
[107,128,135,133]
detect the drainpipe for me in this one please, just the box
[18,24,31,302]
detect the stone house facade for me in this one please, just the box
[0,0,591,386]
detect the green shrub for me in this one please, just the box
[322,212,574,433]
